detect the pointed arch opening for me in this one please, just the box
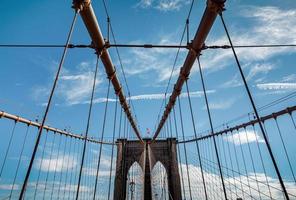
[151,161,169,200]
[126,161,144,200]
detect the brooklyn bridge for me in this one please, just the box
[0,0,296,199]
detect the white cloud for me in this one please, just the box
[256,83,296,91]
[178,163,296,199]
[118,33,187,83]
[80,90,215,105]
[282,74,296,82]
[57,62,103,105]
[0,184,19,190]
[224,130,264,145]
[205,99,236,110]
[35,155,77,172]
[202,6,296,72]
[246,63,276,81]
[136,0,190,11]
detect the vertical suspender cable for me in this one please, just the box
[57,136,69,199]
[177,96,193,200]
[107,96,118,200]
[274,118,296,183]
[93,80,111,200]
[19,10,79,199]
[0,121,17,178]
[75,57,100,199]
[243,128,264,199]
[219,13,289,199]
[9,125,30,199]
[50,135,64,199]
[62,137,74,199]
[42,132,58,199]
[185,80,208,200]
[33,130,50,200]
[172,108,186,198]
[66,138,78,200]
[197,58,227,199]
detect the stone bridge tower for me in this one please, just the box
[113,138,182,200]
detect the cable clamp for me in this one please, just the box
[207,0,226,14]
[115,85,122,95]
[72,0,90,11]
[107,69,116,80]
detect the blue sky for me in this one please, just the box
[0,0,296,199]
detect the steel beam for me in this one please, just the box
[152,0,226,141]
[178,105,296,144]
[0,110,113,145]
[72,0,143,142]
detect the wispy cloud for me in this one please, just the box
[80,90,216,105]
[256,83,296,91]
[136,0,190,11]
[35,155,77,172]
[224,129,264,145]
[204,98,236,110]
[117,33,187,83]
[34,60,104,106]
[202,6,296,72]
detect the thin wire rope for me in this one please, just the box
[199,155,272,199]
[42,132,58,199]
[172,108,186,199]
[107,96,118,200]
[33,130,50,200]
[57,137,69,199]
[199,152,286,199]
[197,58,227,199]
[62,137,74,200]
[75,56,100,199]
[235,130,254,198]
[101,0,139,127]
[219,13,290,199]
[118,107,123,138]
[185,80,208,200]
[243,128,264,199]
[207,139,221,199]
[49,135,64,199]
[19,10,79,199]
[191,90,296,139]
[217,135,236,199]
[71,140,83,200]
[225,133,245,199]
[93,80,111,200]
[0,121,17,178]
[290,113,296,130]
[9,125,30,199]
[274,118,296,183]
[250,124,273,199]
[177,96,193,200]
[154,0,195,132]
[66,138,78,200]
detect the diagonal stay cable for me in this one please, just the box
[93,80,111,200]
[197,58,227,199]
[219,12,289,199]
[18,10,79,199]
[154,0,195,133]
[75,56,100,199]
